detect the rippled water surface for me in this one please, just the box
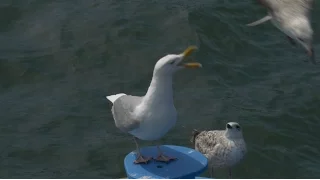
[1,0,320,178]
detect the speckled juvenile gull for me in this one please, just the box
[106,46,202,164]
[247,0,315,64]
[191,122,247,178]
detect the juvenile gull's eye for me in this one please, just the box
[169,61,175,65]
[227,124,232,129]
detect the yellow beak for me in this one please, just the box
[181,46,202,68]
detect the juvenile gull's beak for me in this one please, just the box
[178,46,202,68]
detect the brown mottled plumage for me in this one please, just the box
[191,122,247,178]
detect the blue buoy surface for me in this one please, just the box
[195,177,212,179]
[124,145,208,179]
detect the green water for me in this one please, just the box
[0,0,319,178]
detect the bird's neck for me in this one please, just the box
[225,131,243,140]
[142,75,173,106]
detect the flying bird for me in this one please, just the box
[247,0,316,64]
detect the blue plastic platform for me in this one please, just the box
[124,145,208,179]
[195,177,211,179]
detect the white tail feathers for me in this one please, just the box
[106,93,127,103]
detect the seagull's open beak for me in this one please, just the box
[178,46,202,68]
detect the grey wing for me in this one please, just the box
[268,0,314,12]
[300,0,314,15]
[256,0,276,10]
[258,0,314,20]
[112,95,143,132]
[257,0,289,12]
[300,0,314,9]
[194,131,224,156]
[283,0,314,14]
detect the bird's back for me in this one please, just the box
[194,130,225,156]
[194,130,246,168]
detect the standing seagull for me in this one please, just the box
[107,46,202,164]
[247,0,316,64]
[191,122,247,178]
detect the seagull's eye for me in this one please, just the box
[227,124,232,129]
[169,61,175,65]
[235,125,240,129]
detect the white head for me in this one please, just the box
[153,46,202,77]
[225,122,243,139]
[287,17,314,61]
